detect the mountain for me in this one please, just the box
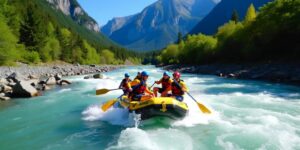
[0,0,142,65]
[101,0,219,51]
[36,0,115,47]
[190,0,272,35]
[46,0,100,32]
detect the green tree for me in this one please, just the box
[0,13,21,65]
[58,28,72,61]
[100,49,115,64]
[160,44,179,64]
[19,3,46,51]
[81,40,100,64]
[40,37,61,62]
[244,4,256,24]
[231,10,239,23]
[177,32,183,43]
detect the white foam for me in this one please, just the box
[82,104,132,126]
[106,128,193,150]
[173,95,219,127]
[58,88,72,93]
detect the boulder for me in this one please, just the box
[84,76,91,79]
[0,78,8,85]
[1,84,12,93]
[93,73,103,79]
[28,74,38,79]
[0,93,4,97]
[29,79,39,87]
[46,77,56,85]
[12,81,38,97]
[54,74,62,81]
[42,84,51,91]
[0,96,10,101]
[7,72,25,82]
[59,80,72,86]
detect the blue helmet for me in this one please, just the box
[163,71,171,77]
[124,73,130,77]
[141,71,149,77]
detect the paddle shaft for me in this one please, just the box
[150,83,155,89]
[186,92,197,103]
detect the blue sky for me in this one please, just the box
[77,0,157,26]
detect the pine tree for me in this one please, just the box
[231,10,239,23]
[19,3,46,51]
[177,32,183,44]
[244,4,256,24]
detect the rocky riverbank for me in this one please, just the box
[0,63,121,101]
[162,63,300,86]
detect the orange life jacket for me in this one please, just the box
[121,79,131,90]
[131,80,147,95]
[161,78,171,89]
[171,79,184,96]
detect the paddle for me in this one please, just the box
[173,79,211,114]
[150,83,156,89]
[101,95,123,112]
[186,92,211,114]
[96,88,121,95]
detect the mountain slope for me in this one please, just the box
[0,0,142,65]
[101,0,218,51]
[36,0,116,47]
[46,0,100,32]
[190,0,272,35]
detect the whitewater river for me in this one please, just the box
[0,66,300,150]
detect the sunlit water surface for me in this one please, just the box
[0,66,300,150]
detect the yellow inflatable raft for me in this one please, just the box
[118,96,188,120]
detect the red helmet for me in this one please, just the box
[173,71,181,78]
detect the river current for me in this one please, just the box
[0,66,299,150]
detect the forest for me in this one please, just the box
[0,0,144,66]
[157,0,300,65]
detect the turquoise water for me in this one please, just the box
[0,66,300,150]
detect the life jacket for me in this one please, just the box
[131,80,147,95]
[171,79,184,96]
[161,78,171,89]
[134,76,142,82]
[121,78,131,90]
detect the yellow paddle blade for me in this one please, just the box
[197,102,211,114]
[96,89,110,95]
[101,99,118,112]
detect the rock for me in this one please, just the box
[0,96,10,101]
[1,85,12,93]
[53,66,59,69]
[12,81,38,97]
[7,81,16,87]
[0,92,11,101]
[54,74,62,81]
[42,84,51,91]
[228,73,236,78]
[0,78,8,85]
[59,80,72,86]
[46,77,56,85]
[84,76,91,79]
[36,84,50,91]
[29,79,39,87]
[7,72,25,82]
[93,73,103,79]
[38,80,46,85]
[28,74,38,79]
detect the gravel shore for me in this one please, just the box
[0,63,121,79]
[162,63,300,86]
[0,63,122,100]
